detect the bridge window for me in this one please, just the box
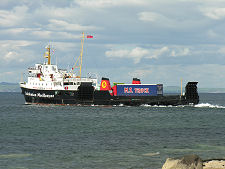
[64,82,73,85]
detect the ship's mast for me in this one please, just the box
[47,45,51,65]
[44,45,51,65]
[80,32,84,77]
[72,32,85,78]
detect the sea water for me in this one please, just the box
[0,92,225,169]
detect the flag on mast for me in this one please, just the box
[87,35,93,38]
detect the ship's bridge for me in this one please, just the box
[42,64,58,74]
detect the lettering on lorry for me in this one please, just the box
[124,87,150,94]
[134,88,149,93]
[124,87,133,93]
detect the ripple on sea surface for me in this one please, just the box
[0,93,225,169]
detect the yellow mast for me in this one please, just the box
[73,32,85,78]
[80,32,84,77]
[44,45,51,65]
[47,45,51,65]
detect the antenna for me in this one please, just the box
[56,54,57,66]
[20,72,23,83]
[181,78,183,96]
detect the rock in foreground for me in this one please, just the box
[203,159,225,169]
[162,154,203,169]
[162,154,225,169]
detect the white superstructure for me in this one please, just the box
[20,40,98,91]
[20,63,97,91]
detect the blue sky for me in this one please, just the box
[1,0,225,87]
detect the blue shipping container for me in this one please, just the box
[116,84,163,96]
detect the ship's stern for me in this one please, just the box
[184,82,199,105]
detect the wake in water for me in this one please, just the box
[140,103,225,108]
[141,104,182,108]
[195,103,225,109]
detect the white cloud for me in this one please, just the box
[0,40,36,48]
[31,30,80,40]
[170,48,190,57]
[33,5,77,19]
[0,40,38,65]
[218,46,225,54]
[51,42,79,52]
[147,46,169,59]
[128,69,152,79]
[125,64,225,87]
[202,7,225,20]
[105,46,191,64]
[138,12,162,22]
[0,5,28,27]
[47,19,100,31]
[207,29,219,38]
[56,32,80,39]
[2,28,34,35]
[130,47,149,63]
[106,47,150,64]
[4,51,17,60]
[75,0,148,8]
[76,0,116,8]
[31,31,52,39]
[137,11,178,29]
[105,49,129,58]
[3,51,25,63]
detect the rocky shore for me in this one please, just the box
[162,154,225,169]
[203,159,225,169]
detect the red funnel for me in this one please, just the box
[132,78,141,84]
[100,78,113,95]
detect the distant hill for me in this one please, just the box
[164,86,182,94]
[164,86,225,94]
[198,88,225,93]
[0,82,20,92]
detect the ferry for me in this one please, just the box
[20,33,199,106]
